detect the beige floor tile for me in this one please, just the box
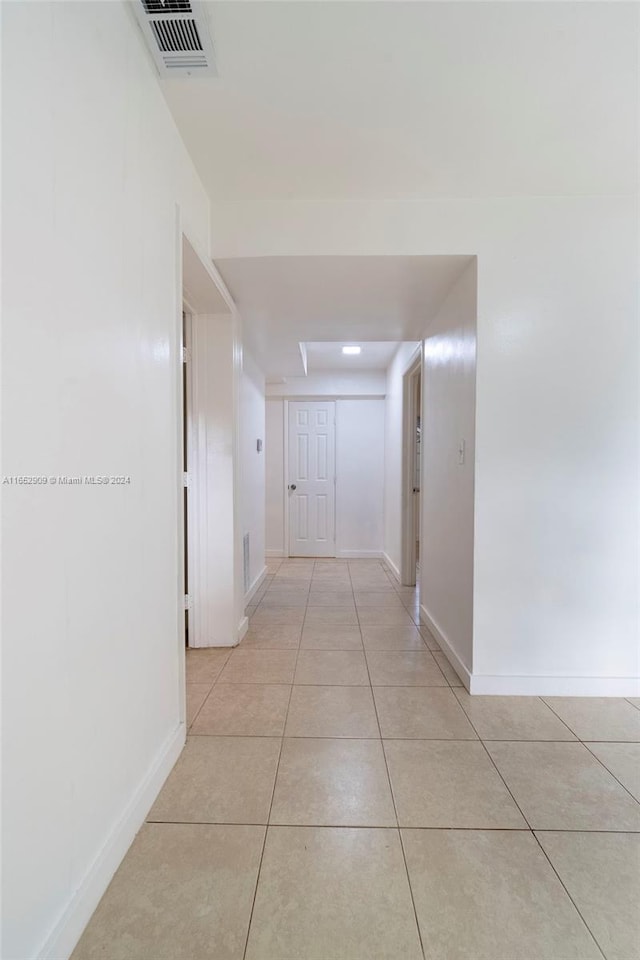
[537,831,640,960]
[241,623,301,650]
[349,575,395,587]
[191,684,291,737]
[354,591,407,606]
[432,651,464,685]
[586,741,640,801]
[276,564,314,576]
[272,574,313,586]
[249,609,306,628]
[454,690,577,740]
[245,826,422,960]
[628,698,640,710]
[486,741,640,830]
[304,605,358,626]
[270,738,396,826]
[310,576,352,587]
[418,626,442,651]
[186,683,210,726]
[403,829,601,960]
[262,593,308,606]
[374,687,477,739]
[361,625,426,650]
[285,685,379,738]
[300,624,363,650]
[148,736,281,824]
[358,608,417,627]
[384,740,527,828]
[258,595,308,609]
[71,823,265,960]
[185,647,230,684]
[295,649,369,685]
[543,697,640,741]
[366,650,447,686]
[219,649,297,684]
[312,569,351,580]
[306,591,355,606]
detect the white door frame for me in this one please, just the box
[178,222,246,659]
[400,346,423,586]
[282,396,340,557]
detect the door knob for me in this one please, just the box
[289,484,297,491]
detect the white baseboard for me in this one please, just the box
[383,552,401,582]
[38,723,186,960]
[469,674,640,697]
[244,565,267,605]
[418,603,640,696]
[336,550,383,560]
[419,604,472,690]
[237,615,249,644]
[266,549,285,558]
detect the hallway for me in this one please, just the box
[73,559,639,960]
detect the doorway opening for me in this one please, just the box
[401,348,422,586]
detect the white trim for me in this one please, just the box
[383,552,401,582]
[400,348,423,586]
[336,549,383,560]
[266,548,286,558]
[283,400,290,557]
[244,565,267,605]
[469,674,640,697]
[266,393,386,401]
[237,615,249,644]
[420,603,472,691]
[37,723,186,960]
[420,599,640,697]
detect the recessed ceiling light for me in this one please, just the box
[342,345,361,355]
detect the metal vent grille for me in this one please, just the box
[243,534,250,593]
[134,0,216,77]
[151,18,202,53]
[141,0,192,14]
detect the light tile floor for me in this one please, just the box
[73,559,640,960]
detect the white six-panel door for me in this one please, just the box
[288,401,336,557]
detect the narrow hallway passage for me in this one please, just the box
[73,560,640,960]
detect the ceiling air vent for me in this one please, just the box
[133,0,217,78]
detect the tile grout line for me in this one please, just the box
[348,560,428,960]
[531,835,608,960]
[185,649,232,732]
[458,704,610,960]
[240,559,312,960]
[542,699,640,806]
[145,820,640,833]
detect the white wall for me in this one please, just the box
[383,342,421,577]
[241,351,267,596]
[1,4,211,958]
[266,371,386,397]
[420,262,477,678]
[335,399,385,558]
[265,378,386,558]
[209,195,639,696]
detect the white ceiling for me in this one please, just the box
[161,2,637,202]
[305,341,402,373]
[214,254,470,377]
